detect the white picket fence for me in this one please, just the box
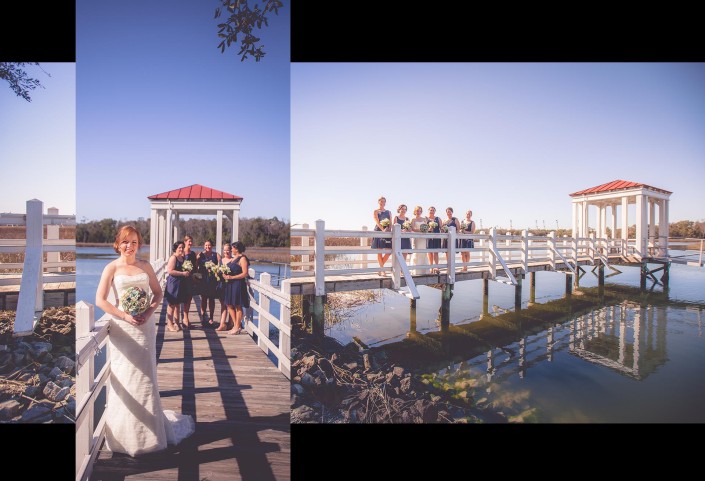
[0,199,75,335]
[74,260,290,481]
[291,221,643,298]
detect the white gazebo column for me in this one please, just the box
[572,201,579,238]
[610,205,617,240]
[150,208,158,262]
[582,201,589,238]
[659,199,669,257]
[173,212,181,243]
[216,209,223,253]
[648,199,656,253]
[621,196,629,241]
[157,211,166,260]
[165,209,173,258]
[635,194,648,257]
[599,205,607,240]
[232,209,239,242]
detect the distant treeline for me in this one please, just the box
[76,217,290,247]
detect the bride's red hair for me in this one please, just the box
[113,225,144,253]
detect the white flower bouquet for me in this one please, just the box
[218,264,231,282]
[120,286,149,317]
[402,220,412,231]
[420,223,429,233]
[204,260,218,278]
[380,218,391,229]
[428,221,438,230]
[441,225,449,233]
[182,260,193,272]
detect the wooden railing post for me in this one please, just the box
[447,226,456,283]
[480,231,487,265]
[258,272,271,355]
[46,206,60,273]
[489,227,497,280]
[360,225,368,271]
[14,199,44,336]
[76,301,95,479]
[505,231,512,261]
[391,223,401,289]
[522,230,529,274]
[301,223,310,272]
[589,232,596,263]
[314,220,325,296]
[280,279,291,375]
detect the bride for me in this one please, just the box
[410,205,429,274]
[95,225,195,456]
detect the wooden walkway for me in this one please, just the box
[89,300,290,481]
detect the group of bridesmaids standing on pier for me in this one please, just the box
[164,235,250,335]
[372,196,476,274]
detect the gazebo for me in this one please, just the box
[148,184,243,262]
[570,180,672,258]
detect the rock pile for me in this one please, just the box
[0,307,75,423]
[291,339,485,423]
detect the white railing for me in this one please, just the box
[246,268,291,379]
[75,259,165,481]
[290,221,637,296]
[0,199,75,335]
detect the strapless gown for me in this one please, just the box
[104,272,195,456]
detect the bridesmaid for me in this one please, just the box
[442,207,461,265]
[371,196,392,275]
[164,241,190,332]
[215,242,234,331]
[196,239,220,327]
[410,205,428,274]
[393,204,411,261]
[426,206,442,274]
[181,235,198,329]
[222,241,251,335]
[460,210,476,271]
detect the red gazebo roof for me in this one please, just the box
[148,184,243,201]
[569,179,671,197]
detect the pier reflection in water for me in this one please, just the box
[300,264,705,422]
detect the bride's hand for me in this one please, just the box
[123,313,142,326]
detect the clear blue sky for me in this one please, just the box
[76,1,290,222]
[0,63,76,216]
[292,63,705,231]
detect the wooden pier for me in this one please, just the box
[87,299,290,481]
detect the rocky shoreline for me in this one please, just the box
[0,307,75,423]
[291,331,506,424]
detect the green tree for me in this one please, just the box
[214,0,284,61]
[0,62,47,102]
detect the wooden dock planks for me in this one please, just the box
[90,301,290,481]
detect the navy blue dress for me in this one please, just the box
[427,216,442,249]
[442,217,460,249]
[181,250,197,299]
[461,220,475,249]
[198,250,220,299]
[395,216,411,250]
[165,256,188,305]
[372,210,392,249]
[223,256,250,308]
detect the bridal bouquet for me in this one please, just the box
[402,220,412,231]
[204,260,218,277]
[428,221,438,230]
[218,264,231,282]
[420,223,429,233]
[120,286,150,317]
[182,260,193,272]
[380,219,391,229]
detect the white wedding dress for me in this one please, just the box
[104,273,195,456]
[411,218,429,275]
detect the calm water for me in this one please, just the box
[317,263,705,422]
